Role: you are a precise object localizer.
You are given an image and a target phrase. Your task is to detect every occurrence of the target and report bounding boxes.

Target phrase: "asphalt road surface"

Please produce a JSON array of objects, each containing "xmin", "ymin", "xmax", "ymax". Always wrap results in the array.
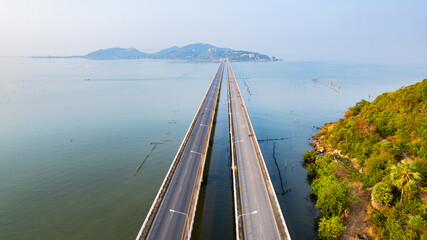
[
  {"xmin": 227, "ymin": 61, "xmax": 285, "ymax": 240},
  {"xmin": 144, "ymin": 61, "xmax": 224, "ymax": 240}
]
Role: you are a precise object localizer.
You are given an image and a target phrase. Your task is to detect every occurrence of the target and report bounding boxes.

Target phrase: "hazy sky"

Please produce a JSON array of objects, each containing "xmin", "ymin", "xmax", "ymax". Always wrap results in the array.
[{"xmin": 1, "ymin": 0, "xmax": 426, "ymax": 62}]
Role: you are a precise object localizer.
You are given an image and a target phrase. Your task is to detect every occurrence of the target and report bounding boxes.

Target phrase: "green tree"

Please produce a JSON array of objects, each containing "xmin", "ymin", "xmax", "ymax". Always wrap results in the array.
[
  {"xmin": 311, "ymin": 175, "xmax": 353, "ymax": 217},
  {"xmin": 372, "ymin": 182, "xmax": 394, "ymax": 207},
  {"xmin": 409, "ymin": 215, "xmax": 426, "ymax": 233},
  {"xmin": 390, "ymin": 160, "xmax": 422, "ymax": 211},
  {"xmin": 382, "ymin": 216, "xmax": 407, "ymax": 240},
  {"xmin": 303, "ymin": 150, "xmax": 316, "ymax": 163},
  {"xmin": 318, "ymin": 216, "xmax": 346, "ymax": 240}
]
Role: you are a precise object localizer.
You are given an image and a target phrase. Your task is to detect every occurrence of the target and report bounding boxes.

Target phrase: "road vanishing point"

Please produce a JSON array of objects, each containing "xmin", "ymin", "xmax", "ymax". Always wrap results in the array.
[{"xmin": 136, "ymin": 60, "xmax": 291, "ymax": 240}]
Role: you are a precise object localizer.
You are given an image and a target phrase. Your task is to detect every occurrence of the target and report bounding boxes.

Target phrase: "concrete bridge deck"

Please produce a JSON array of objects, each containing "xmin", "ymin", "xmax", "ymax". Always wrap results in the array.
[
  {"xmin": 136, "ymin": 61, "xmax": 224, "ymax": 240},
  {"xmin": 227, "ymin": 61, "xmax": 291, "ymax": 240}
]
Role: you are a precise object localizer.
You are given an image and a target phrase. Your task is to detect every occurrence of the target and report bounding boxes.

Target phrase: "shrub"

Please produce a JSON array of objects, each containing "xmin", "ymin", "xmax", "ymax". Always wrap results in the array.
[
  {"xmin": 370, "ymin": 211, "xmax": 386, "ymax": 227},
  {"xmin": 306, "ymin": 163, "xmax": 317, "ymax": 178},
  {"xmin": 409, "ymin": 215, "xmax": 426, "ymax": 233},
  {"xmin": 372, "ymin": 182, "xmax": 394, "ymax": 207},
  {"xmin": 318, "ymin": 216, "xmax": 346, "ymax": 240},
  {"xmin": 420, "ymin": 203, "xmax": 427, "ymax": 219},
  {"xmin": 311, "ymin": 175, "xmax": 353, "ymax": 217},
  {"xmin": 361, "ymin": 174, "xmax": 381, "ymax": 189},
  {"xmin": 315, "ymin": 154, "xmax": 339, "ymax": 177},
  {"xmin": 402, "ymin": 196, "xmax": 423, "ymax": 216},
  {"xmin": 381, "ymin": 217, "xmax": 407, "ymax": 240},
  {"xmin": 303, "ymin": 150, "xmax": 317, "ymax": 163}
]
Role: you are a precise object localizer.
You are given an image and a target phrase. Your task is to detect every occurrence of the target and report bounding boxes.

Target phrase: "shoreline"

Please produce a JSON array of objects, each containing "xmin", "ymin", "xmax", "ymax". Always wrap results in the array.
[{"xmin": 308, "ymin": 127, "xmax": 379, "ymax": 240}]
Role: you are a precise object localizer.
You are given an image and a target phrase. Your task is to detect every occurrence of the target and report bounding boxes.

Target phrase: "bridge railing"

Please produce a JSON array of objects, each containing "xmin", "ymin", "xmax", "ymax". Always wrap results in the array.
[{"xmin": 136, "ymin": 62, "xmax": 224, "ymax": 240}]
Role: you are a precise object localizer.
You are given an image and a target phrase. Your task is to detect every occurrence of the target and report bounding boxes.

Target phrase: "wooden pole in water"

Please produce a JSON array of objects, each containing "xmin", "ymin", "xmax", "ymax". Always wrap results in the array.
[{"xmin": 134, "ymin": 145, "xmax": 158, "ymax": 176}]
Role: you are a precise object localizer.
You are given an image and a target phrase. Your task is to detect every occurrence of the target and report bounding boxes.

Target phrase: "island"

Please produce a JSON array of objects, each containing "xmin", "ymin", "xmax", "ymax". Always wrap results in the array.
[
  {"xmin": 304, "ymin": 79, "xmax": 426, "ymax": 239},
  {"xmin": 35, "ymin": 43, "xmax": 279, "ymax": 62}
]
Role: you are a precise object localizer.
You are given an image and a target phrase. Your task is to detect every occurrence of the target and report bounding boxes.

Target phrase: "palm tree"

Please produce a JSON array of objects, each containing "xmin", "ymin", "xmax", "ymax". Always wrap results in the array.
[{"xmin": 390, "ymin": 160, "xmax": 422, "ymax": 212}]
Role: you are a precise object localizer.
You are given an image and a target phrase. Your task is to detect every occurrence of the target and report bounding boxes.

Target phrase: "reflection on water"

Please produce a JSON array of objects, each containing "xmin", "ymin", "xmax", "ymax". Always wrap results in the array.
[{"xmin": 0, "ymin": 57, "xmax": 425, "ymax": 239}]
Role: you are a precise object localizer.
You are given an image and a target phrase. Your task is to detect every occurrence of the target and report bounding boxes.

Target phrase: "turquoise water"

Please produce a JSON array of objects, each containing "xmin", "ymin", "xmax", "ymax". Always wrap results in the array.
[{"xmin": 0, "ymin": 57, "xmax": 426, "ymax": 239}]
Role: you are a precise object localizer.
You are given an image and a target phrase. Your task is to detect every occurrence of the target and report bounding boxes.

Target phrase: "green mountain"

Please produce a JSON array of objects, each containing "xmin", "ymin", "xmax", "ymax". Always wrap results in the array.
[
  {"xmin": 149, "ymin": 43, "xmax": 231, "ymax": 60},
  {"xmin": 306, "ymin": 79, "xmax": 427, "ymax": 240},
  {"xmin": 84, "ymin": 47, "xmax": 148, "ymax": 60},
  {"xmin": 83, "ymin": 43, "xmax": 277, "ymax": 61},
  {"xmin": 324, "ymin": 79, "xmax": 426, "ymax": 168}
]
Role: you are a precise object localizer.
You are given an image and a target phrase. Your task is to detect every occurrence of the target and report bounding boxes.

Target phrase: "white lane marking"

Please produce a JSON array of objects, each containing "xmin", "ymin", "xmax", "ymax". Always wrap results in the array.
[
  {"xmin": 200, "ymin": 124, "xmax": 208, "ymax": 127},
  {"xmin": 238, "ymin": 210, "xmax": 258, "ymax": 217},
  {"xmin": 190, "ymin": 150, "xmax": 202, "ymax": 155},
  {"xmin": 169, "ymin": 209, "xmax": 187, "ymax": 216}
]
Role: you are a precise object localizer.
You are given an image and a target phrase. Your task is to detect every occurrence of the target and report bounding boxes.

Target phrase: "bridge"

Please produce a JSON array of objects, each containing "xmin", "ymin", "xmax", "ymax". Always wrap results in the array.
[
  {"xmin": 227, "ymin": 60, "xmax": 291, "ymax": 240},
  {"xmin": 136, "ymin": 60, "xmax": 291, "ymax": 239},
  {"xmin": 136, "ymin": 61, "xmax": 224, "ymax": 240}
]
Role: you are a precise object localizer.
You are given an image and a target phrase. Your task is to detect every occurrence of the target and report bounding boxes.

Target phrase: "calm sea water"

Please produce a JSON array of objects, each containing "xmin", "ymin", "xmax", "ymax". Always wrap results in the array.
[{"xmin": 1, "ymin": 57, "xmax": 426, "ymax": 239}]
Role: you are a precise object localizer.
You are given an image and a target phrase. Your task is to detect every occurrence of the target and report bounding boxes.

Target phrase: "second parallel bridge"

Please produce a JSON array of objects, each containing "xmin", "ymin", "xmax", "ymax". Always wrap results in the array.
[
  {"xmin": 227, "ymin": 60, "xmax": 291, "ymax": 240},
  {"xmin": 136, "ymin": 61, "xmax": 225, "ymax": 240}
]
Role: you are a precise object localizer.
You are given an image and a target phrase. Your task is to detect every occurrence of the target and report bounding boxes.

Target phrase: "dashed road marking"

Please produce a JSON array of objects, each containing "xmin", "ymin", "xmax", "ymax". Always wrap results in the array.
[
  {"xmin": 190, "ymin": 150, "xmax": 202, "ymax": 155},
  {"xmin": 169, "ymin": 209, "xmax": 187, "ymax": 216}
]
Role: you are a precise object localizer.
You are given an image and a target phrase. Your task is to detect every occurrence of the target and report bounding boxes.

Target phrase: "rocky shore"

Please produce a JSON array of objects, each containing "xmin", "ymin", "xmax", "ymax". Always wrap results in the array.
[{"xmin": 308, "ymin": 128, "xmax": 378, "ymax": 240}]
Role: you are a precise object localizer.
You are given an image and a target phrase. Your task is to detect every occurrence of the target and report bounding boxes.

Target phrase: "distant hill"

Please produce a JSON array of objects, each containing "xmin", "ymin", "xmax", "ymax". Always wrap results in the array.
[
  {"xmin": 149, "ymin": 43, "xmax": 231, "ymax": 60},
  {"xmin": 84, "ymin": 47, "xmax": 148, "ymax": 60},
  {"xmin": 81, "ymin": 43, "xmax": 278, "ymax": 61}
]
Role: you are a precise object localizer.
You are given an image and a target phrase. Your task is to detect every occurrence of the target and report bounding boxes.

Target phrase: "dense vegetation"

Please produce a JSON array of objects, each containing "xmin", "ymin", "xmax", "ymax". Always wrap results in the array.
[
  {"xmin": 323, "ymin": 79, "xmax": 426, "ymax": 189},
  {"xmin": 304, "ymin": 152, "xmax": 353, "ymax": 239},
  {"xmin": 305, "ymin": 79, "xmax": 426, "ymax": 239}
]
